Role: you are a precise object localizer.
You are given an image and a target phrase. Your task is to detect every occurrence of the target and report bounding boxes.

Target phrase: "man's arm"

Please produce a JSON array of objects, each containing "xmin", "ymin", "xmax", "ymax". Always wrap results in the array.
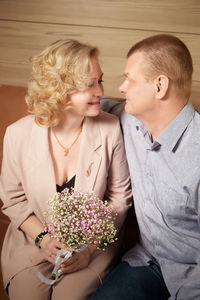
[
  {"xmin": 175, "ymin": 260, "xmax": 200, "ymax": 299},
  {"xmin": 100, "ymin": 97, "xmax": 125, "ymax": 116},
  {"xmin": 174, "ymin": 182, "xmax": 200, "ymax": 300}
]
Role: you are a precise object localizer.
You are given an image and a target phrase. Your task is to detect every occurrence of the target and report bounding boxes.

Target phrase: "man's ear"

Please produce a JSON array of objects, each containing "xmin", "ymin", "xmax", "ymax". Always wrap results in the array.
[{"xmin": 154, "ymin": 75, "xmax": 169, "ymax": 99}]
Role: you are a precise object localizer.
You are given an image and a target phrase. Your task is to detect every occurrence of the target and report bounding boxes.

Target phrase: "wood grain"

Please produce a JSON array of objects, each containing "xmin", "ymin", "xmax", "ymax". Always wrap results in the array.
[
  {"xmin": 0, "ymin": 0, "xmax": 199, "ymax": 34},
  {"xmin": 0, "ymin": 20, "xmax": 200, "ymax": 100}
]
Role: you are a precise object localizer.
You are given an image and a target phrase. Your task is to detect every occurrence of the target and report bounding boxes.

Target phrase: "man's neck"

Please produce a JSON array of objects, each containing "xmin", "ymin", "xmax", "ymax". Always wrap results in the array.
[{"xmin": 140, "ymin": 98, "xmax": 188, "ymax": 141}]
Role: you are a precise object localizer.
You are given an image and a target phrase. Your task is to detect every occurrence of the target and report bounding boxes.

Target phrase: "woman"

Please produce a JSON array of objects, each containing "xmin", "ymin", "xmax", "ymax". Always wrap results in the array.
[{"xmin": 0, "ymin": 39, "xmax": 132, "ymax": 300}]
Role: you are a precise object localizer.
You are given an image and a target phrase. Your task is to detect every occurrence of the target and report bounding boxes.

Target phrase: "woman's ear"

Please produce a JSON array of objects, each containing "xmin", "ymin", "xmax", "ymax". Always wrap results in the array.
[{"xmin": 154, "ymin": 75, "xmax": 169, "ymax": 99}]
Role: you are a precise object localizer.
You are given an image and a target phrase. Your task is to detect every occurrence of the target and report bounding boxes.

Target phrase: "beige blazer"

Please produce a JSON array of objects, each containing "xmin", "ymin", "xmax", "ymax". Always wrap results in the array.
[{"xmin": 0, "ymin": 111, "xmax": 132, "ymax": 287}]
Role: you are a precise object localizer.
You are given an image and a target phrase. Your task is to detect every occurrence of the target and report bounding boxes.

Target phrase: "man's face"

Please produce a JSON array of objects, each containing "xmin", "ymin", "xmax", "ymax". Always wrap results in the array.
[{"xmin": 119, "ymin": 51, "xmax": 156, "ymax": 119}]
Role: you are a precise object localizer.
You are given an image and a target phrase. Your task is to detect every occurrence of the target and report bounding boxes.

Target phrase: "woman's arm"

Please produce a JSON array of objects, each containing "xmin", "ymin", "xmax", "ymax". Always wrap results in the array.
[
  {"xmin": 0, "ymin": 126, "xmax": 62, "ymax": 265},
  {"xmin": 20, "ymin": 214, "xmax": 63, "ymax": 264},
  {"xmin": 104, "ymin": 118, "xmax": 132, "ymax": 232},
  {"xmin": 0, "ymin": 127, "xmax": 34, "ymax": 228}
]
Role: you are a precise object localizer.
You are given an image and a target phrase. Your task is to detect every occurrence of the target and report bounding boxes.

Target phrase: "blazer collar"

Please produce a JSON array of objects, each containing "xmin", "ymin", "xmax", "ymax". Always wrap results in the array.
[
  {"xmin": 27, "ymin": 115, "xmax": 102, "ymax": 161},
  {"xmin": 27, "ymin": 115, "xmax": 103, "ymax": 208}
]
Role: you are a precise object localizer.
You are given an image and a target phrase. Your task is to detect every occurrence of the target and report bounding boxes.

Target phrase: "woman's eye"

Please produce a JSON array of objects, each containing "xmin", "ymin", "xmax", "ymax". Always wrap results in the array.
[
  {"xmin": 88, "ymin": 82, "xmax": 94, "ymax": 88},
  {"xmin": 88, "ymin": 79, "xmax": 103, "ymax": 88}
]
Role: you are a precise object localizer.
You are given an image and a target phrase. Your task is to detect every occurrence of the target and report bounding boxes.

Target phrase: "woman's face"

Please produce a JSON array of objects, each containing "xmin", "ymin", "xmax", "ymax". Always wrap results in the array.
[{"xmin": 67, "ymin": 57, "xmax": 104, "ymax": 117}]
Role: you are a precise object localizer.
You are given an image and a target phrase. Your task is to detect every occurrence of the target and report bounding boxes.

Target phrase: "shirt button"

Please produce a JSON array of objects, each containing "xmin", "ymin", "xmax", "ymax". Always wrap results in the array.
[
  {"xmin": 146, "ymin": 171, "xmax": 152, "ymax": 177},
  {"xmin": 160, "ymin": 259, "xmax": 165, "ymax": 265}
]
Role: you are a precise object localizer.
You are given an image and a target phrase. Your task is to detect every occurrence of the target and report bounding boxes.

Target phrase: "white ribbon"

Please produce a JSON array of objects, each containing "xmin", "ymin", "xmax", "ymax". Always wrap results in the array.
[{"xmin": 37, "ymin": 249, "xmax": 72, "ymax": 285}]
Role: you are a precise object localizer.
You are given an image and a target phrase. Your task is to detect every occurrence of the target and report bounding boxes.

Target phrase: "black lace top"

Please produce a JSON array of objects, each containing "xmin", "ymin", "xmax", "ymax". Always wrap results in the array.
[{"xmin": 56, "ymin": 175, "xmax": 76, "ymax": 193}]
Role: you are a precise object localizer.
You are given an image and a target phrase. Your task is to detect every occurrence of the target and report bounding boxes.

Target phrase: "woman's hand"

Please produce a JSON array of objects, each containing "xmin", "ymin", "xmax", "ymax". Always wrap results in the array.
[
  {"xmin": 60, "ymin": 247, "xmax": 93, "ymax": 274},
  {"xmin": 40, "ymin": 234, "xmax": 63, "ymax": 265}
]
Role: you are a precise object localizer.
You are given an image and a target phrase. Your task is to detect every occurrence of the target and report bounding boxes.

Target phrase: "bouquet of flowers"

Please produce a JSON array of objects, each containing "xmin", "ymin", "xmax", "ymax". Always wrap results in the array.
[{"xmin": 38, "ymin": 188, "xmax": 118, "ymax": 285}]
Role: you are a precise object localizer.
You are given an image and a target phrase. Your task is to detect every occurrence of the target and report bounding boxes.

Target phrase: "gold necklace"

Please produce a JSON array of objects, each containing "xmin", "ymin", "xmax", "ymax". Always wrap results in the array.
[{"xmin": 52, "ymin": 127, "xmax": 82, "ymax": 156}]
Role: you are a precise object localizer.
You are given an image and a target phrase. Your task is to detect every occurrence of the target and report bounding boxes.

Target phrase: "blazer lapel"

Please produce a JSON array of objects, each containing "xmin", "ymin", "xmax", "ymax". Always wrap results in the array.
[{"xmin": 75, "ymin": 116, "xmax": 102, "ymax": 192}]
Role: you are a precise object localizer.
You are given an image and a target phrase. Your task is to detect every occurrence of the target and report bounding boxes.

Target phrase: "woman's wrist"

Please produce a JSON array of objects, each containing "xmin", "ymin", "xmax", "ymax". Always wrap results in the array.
[
  {"xmin": 35, "ymin": 231, "xmax": 50, "ymax": 248},
  {"xmin": 39, "ymin": 233, "xmax": 51, "ymax": 249}
]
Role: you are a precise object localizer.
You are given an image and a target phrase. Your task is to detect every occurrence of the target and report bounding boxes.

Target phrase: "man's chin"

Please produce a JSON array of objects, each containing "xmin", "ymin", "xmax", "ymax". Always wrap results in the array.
[{"xmin": 124, "ymin": 103, "xmax": 132, "ymax": 115}]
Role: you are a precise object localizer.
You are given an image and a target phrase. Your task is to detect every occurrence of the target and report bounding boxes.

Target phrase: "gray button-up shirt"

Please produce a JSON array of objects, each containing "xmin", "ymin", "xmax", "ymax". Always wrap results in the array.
[{"xmin": 101, "ymin": 98, "xmax": 200, "ymax": 300}]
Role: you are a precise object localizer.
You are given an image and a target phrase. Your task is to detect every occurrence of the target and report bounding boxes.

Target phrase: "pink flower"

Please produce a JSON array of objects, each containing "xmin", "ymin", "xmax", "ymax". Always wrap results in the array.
[
  {"xmin": 44, "ymin": 188, "xmax": 117, "ymax": 251},
  {"xmin": 47, "ymin": 224, "xmax": 54, "ymax": 232}
]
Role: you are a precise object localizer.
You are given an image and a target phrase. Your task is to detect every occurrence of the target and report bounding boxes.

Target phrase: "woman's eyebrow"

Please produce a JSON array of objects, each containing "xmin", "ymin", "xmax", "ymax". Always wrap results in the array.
[
  {"xmin": 123, "ymin": 72, "xmax": 129, "ymax": 78},
  {"xmin": 90, "ymin": 73, "xmax": 104, "ymax": 80}
]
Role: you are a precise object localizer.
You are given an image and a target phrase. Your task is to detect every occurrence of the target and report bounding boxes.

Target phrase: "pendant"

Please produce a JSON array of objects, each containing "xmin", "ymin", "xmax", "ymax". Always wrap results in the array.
[{"xmin": 64, "ymin": 149, "xmax": 69, "ymax": 156}]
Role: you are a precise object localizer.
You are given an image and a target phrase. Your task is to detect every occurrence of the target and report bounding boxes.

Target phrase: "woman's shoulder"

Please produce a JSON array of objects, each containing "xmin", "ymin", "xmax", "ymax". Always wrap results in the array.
[
  {"xmin": 7, "ymin": 115, "xmax": 35, "ymax": 131},
  {"xmin": 98, "ymin": 110, "xmax": 119, "ymax": 125},
  {"xmin": 85, "ymin": 111, "xmax": 121, "ymax": 141},
  {"xmin": 95, "ymin": 111, "xmax": 122, "ymax": 141},
  {"xmin": 5, "ymin": 115, "xmax": 36, "ymax": 140}
]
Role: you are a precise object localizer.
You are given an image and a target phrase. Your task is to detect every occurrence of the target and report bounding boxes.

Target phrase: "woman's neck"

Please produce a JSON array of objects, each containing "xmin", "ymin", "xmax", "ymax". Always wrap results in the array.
[{"xmin": 54, "ymin": 111, "xmax": 84, "ymax": 134}]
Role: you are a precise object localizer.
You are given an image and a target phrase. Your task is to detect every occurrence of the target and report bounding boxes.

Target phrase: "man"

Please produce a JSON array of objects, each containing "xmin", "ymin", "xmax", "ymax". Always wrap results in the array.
[{"xmin": 89, "ymin": 35, "xmax": 200, "ymax": 300}]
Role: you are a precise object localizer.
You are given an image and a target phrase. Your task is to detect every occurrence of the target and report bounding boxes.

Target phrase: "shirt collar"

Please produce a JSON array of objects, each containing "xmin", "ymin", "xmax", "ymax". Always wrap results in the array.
[
  {"xmin": 156, "ymin": 101, "xmax": 195, "ymax": 151},
  {"xmin": 136, "ymin": 121, "xmax": 157, "ymax": 150},
  {"xmin": 135, "ymin": 101, "xmax": 195, "ymax": 152}
]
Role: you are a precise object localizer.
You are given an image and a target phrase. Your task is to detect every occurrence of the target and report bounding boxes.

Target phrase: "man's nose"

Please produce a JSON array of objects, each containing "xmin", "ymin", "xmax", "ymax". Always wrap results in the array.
[{"xmin": 119, "ymin": 81, "xmax": 126, "ymax": 94}]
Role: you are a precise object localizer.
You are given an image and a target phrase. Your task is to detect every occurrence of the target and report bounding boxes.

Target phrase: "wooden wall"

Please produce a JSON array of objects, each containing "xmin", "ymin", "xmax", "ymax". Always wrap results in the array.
[{"xmin": 0, "ymin": 0, "xmax": 200, "ymax": 108}]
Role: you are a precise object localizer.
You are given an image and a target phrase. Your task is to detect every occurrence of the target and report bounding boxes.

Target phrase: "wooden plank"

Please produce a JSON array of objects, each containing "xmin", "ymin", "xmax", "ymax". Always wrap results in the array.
[
  {"xmin": 0, "ymin": 0, "xmax": 200, "ymax": 35},
  {"xmin": 191, "ymin": 81, "xmax": 200, "ymax": 110},
  {"xmin": 0, "ymin": 20, "xmax": 200, "ymax": 99}
]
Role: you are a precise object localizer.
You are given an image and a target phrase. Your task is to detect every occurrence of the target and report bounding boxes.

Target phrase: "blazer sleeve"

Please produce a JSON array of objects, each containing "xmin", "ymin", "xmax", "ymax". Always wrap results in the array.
[
  {"xmin": 0, "ymin": 126, "xmax": 34, "ymax": 229},
  {"xmin": 104, "ymin": 119, "xmax": 132, "ymax": 231}
]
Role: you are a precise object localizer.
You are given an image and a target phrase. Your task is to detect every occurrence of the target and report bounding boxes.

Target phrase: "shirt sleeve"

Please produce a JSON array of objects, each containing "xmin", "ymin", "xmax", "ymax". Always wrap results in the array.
[
  {"xmin": 101, "ymin": 97, "xmax": 125, "ymax": 116},
  {"xmin": 0, "ymin": 127, "xmax": 34, "ymax": 229},
  {"xmin": 174, "ymin": 183, "xmax": 200, "ymax": 300},
  {"xmin": 175, "ymin": 264, "xmax": 200, "ymax": 299}
]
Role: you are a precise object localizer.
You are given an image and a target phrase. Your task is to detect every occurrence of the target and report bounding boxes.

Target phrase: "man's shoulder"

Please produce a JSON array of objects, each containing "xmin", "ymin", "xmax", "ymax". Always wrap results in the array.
[
  {"xmin": 194, "ymin": 109, "xmax": 200, "ymax": 118},
  {"xmin": 100, "ymin": 97, "xmax": 138, "ymax": 124},
  {"xmin": 190, "ymin": 107, "xmax": 200, "ymax": 126},
  {"xmin": 190, "ymin": 109, "xmax": 200, "ymax": 135}
]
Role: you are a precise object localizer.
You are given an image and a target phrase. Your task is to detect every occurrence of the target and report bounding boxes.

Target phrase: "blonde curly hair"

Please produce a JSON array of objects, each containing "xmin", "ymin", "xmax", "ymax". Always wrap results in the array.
[{"xmin": 25, "ymin": 39, "xmax": 99, "ymax": 127}]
